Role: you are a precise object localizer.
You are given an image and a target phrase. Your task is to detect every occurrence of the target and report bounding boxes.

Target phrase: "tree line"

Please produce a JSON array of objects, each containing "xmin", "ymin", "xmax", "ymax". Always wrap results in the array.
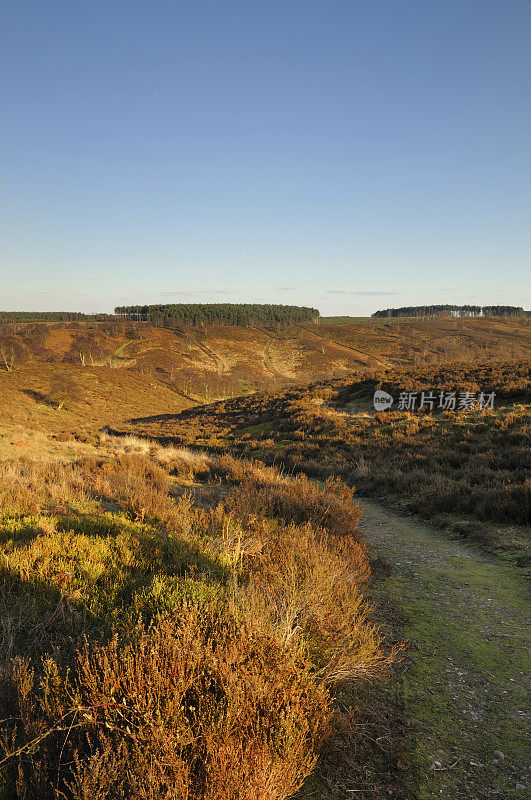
[
  {"xmin": 0, "ymin": 311, "xmax": 112, "ymax": 323},
  {"xmin": 372, "ymin": 305, "xmax": 524, "ymax": 318},
  {"xmin": 114, "ymin": 303, "xmax": 320, "ymax": 327}
]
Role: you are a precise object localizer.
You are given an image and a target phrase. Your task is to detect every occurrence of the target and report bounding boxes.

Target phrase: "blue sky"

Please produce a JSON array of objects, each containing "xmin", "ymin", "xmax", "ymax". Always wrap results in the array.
[{"xmin": 1, "ymin": 0, "xmax": 530, "ymax": 315}]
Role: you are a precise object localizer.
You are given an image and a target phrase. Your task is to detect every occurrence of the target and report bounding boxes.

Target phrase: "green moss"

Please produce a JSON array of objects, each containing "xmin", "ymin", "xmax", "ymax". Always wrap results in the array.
[{"xmin": 233, "ymin": 420, "xmax": 276, "ymax": 436}]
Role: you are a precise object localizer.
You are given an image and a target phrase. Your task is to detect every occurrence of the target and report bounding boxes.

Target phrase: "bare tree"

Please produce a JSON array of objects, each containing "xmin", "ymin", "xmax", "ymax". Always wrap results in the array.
[{"xmin": 0, "ymin": 347, "xmax": 15, "ymax": 371}]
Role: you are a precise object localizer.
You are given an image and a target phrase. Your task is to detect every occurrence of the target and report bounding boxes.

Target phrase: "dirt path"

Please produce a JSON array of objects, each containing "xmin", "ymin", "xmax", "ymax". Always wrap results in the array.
[{"xmin": 358, "ymin": 500, "xmax": 529, "ymax": 800}]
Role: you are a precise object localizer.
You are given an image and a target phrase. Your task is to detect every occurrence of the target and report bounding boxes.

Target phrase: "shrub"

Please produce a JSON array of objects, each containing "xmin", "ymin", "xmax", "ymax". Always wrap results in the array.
[
  {"xmin": 3, "ymin": 609, "xmax": 330, "ymax": 800},
  {"xmin": 242, "ymin": 519, "xmax": 387, "ymax": 685},
  {"xmin": 0, "ymin": 448, "xmax": 396, "ymax": 798},
  {"xmin": 225, "ymin": 473, "xmax": 362, "ymax": 540}
]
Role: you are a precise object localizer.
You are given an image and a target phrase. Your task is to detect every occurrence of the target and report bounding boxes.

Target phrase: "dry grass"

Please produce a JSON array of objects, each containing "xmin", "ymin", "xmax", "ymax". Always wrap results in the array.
[
  {"xmin": 0, "ymin": 448, "xmax": 392, "ymax": 798},
  {"xmin": 0, "ymin": 459, "xmax": 89, "ymax": 515},
  {"xmin": 0, "ymin": 363, "xmax": 192, "ymax": 442},
  {"xmin": 100, "ymin": 432, "xmax": 213, "ymax": 479}
]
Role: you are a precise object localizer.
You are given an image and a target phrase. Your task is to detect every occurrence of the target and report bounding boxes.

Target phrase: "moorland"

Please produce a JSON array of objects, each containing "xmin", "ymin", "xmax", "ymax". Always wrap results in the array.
[{"xmin": 0, "ymin": 314, "xmax": 529, "ymax": 799}]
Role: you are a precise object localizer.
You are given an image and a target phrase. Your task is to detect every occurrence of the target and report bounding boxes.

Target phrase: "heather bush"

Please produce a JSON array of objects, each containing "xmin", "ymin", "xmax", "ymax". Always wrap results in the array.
[
  {"xmin": 0, "ymin": 448, "xmax": 391, "ymax": 799},
  {"xmin": 4, "ymin": 610, "xmax": 330, "ymax": 800},
  {"xmin": 241, "ymin": 519, "xmax": 386, "ymax": 684},
  {"xmin": 224, "ymin": 473, "xmax": 362, "ymax": 540},
  {"xmin": 149, "ymin": 368, "xmax": 529, "ymax": 545}
]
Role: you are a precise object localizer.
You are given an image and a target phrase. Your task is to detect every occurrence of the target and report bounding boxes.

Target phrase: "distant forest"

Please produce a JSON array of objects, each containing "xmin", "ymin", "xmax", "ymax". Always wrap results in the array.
[
  {"xmin": 0, "ymin": 311, "xmax": 112, "ymax": 323},
  {"xmin": 372, "ymin": 305, "xmax": 524, "ymax": 318},
  {"xmin": 114, "ymin": 303, "xmax": 320, "ymax": 327}
]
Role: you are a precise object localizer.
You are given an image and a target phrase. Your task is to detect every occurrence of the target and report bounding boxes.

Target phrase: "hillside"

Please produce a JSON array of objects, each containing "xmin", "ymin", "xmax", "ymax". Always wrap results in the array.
[
  {"xmin": 0, "ymin": 363, "xmax": 192, "ymax": 459},
  {"xmin": 113, "ymin": 360, "xmax": 530, "ymax": 562},
  {"xmin": 1, "ymin": 316, "xmax": 529, "ymax": 392},
  {"xmin": 1, "ymin": 315, "xmax": 528, "ymax": 465}
]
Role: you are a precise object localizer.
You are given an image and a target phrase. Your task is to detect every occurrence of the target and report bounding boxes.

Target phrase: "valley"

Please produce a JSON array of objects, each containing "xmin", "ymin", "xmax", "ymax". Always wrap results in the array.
[{"xmin": 0, "ymin": 316, "xmax": 528, "ymax": 799}]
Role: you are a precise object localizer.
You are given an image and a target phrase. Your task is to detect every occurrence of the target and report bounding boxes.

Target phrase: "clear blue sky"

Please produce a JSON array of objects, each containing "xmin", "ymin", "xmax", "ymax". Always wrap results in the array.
[{"xmin": 1, "ymin": 0, "xmax": 530, "ymax": 315}]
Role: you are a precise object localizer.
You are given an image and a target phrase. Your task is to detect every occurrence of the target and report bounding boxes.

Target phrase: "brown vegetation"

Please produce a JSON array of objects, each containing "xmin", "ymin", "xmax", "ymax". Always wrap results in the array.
[
  {"xmin": 1, "ymin": 316, "xmax": 529, "ymax": 401},
  {"xmin": 0, "ymin": 363, "xmax": 192, "ymax": 448},
  {"xmin": 7, "ymin": 613, "xmax": 329, "ymax": 800},
  {"xmin": 0, "ymin": 446, "xmax": 394, "ymax": 798},
  {"xmin": 1, "ymin": 317, "xmax": 528, "ymax": 458},
  {"xmin": 116, "ymin": 360, "xmax": 530, "ymax": 558}
]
